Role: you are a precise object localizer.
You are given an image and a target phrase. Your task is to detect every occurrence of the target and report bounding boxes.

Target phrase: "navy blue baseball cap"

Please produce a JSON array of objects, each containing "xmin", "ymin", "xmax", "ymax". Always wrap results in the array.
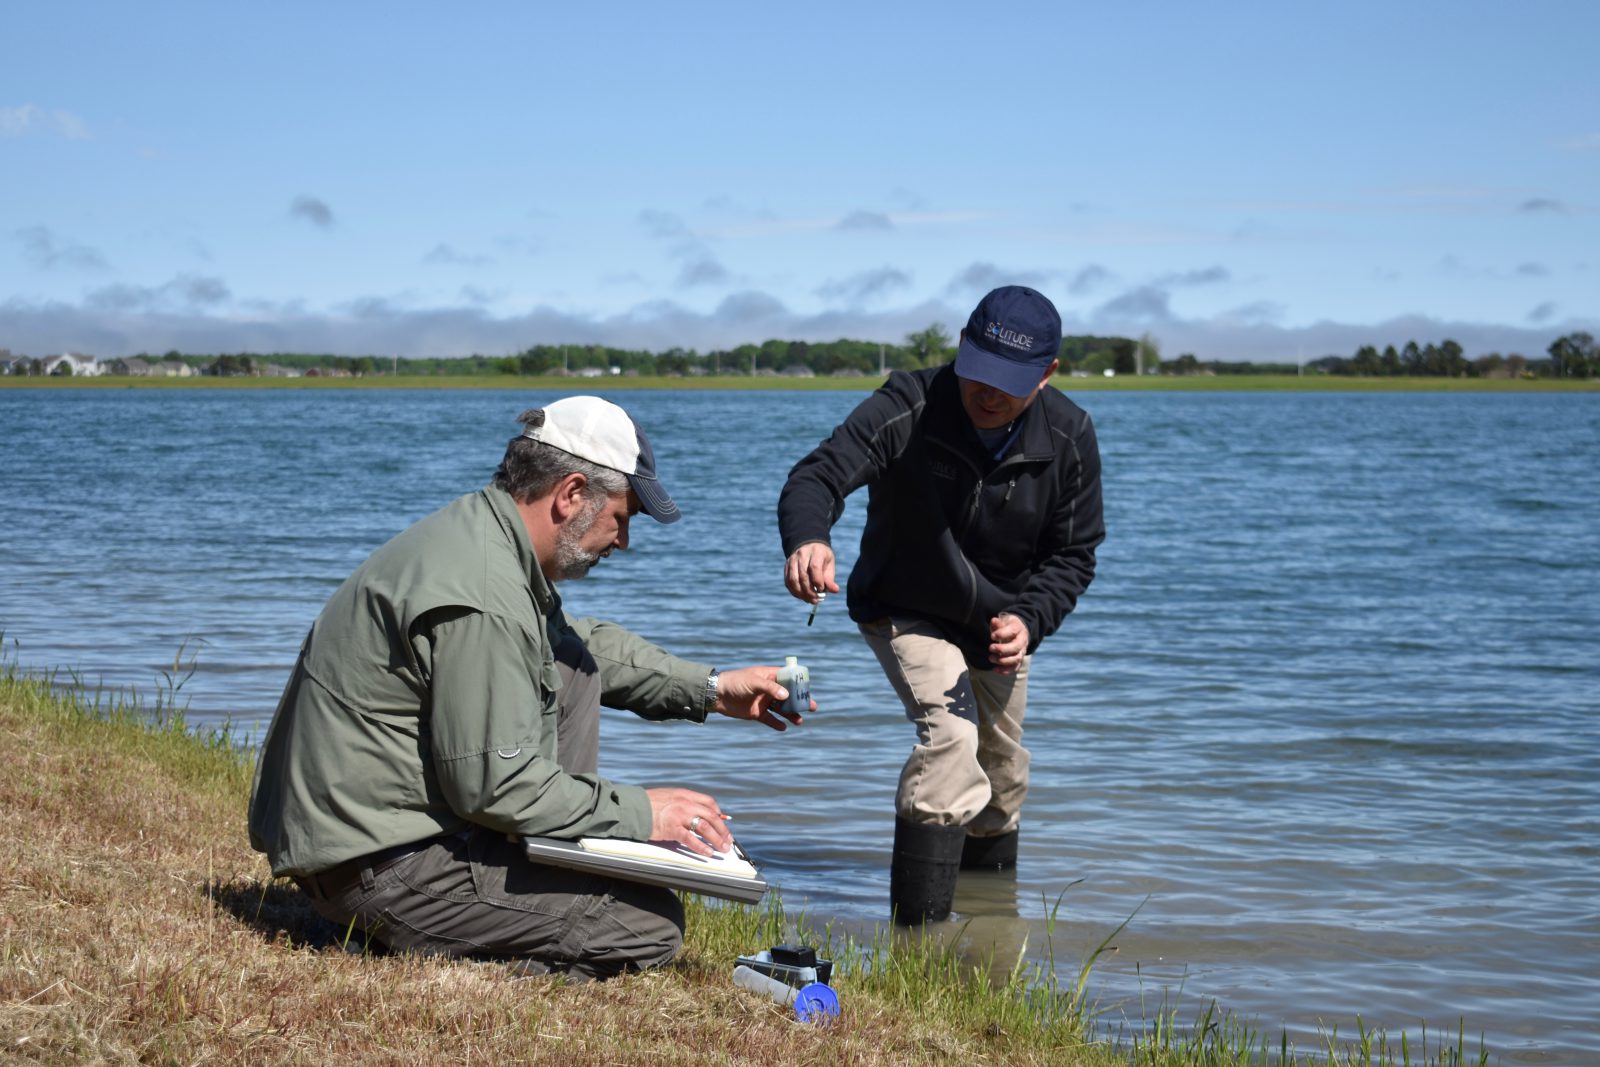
[{"xmin": 954, "ymin": 285, "xmax": 1063, "ymax": 398}]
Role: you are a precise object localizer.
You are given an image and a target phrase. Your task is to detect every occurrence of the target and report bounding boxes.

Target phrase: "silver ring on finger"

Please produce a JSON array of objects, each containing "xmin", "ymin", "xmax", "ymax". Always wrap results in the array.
[{"xmin": 689, "ymin": 816, "xmax": 702, "ymax": 831}]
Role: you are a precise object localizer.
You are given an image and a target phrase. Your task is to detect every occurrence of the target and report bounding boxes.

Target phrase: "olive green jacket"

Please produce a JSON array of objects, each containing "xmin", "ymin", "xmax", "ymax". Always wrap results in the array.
[{"xmin": 248, "ymin": 486, "xmax": 712, "ymax": 877}]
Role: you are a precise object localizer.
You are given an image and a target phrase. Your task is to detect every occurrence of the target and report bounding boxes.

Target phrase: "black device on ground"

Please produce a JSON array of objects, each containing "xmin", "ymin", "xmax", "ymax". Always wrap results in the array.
[{"xmin": 733, "ymin": 943, "xmax": 833, "ymax": 988}]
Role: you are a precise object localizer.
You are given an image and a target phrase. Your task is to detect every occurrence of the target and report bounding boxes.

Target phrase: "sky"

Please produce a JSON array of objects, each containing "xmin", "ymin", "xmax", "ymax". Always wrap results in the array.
[{"xmin": 3, "ymin": 2, "xmax": 1596, "ymax": 363}]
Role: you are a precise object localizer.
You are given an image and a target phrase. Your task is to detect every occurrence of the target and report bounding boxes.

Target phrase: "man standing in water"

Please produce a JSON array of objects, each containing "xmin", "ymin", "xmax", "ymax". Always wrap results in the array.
[
  {"xmin": 778, "ymin": 286, "xmax": 1103, "ymax": 924},
  {"xmin": 251, "ymin": 396, "xmax": 805, "ymax": 978}
]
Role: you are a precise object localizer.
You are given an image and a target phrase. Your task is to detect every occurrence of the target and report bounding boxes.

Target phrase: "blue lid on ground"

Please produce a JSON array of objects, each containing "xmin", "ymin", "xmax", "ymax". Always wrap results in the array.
[{"xmin": 793, "ymin": 982, "xmax": 840, "ymax": 1023}]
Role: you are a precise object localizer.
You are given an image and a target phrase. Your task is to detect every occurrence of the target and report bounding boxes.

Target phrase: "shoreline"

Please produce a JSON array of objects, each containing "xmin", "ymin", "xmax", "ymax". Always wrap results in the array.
[
  {"xmin": 2, "ymin": 373, "xmax": 1596, "ymax": 393},
  {"xmin": 0, "ymin": 660, "xmax": 1500, "ymax": 1065}
]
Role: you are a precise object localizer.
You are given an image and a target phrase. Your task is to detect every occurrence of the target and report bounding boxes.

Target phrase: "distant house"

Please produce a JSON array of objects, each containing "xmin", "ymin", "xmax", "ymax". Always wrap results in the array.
[
  {"xmin": 156, "ymin": 359, "xmax": 194, "ymax": 378},
  {"xmin": 0, "ymin": 355, "xmax": 21, "ymax": 376},
  {"xmin": 260, "ymin": 363, "xmax": 302, "ymax": 378},
  {"xmin": 40, "ymin": 353, "xmax": 103, "ymax": 377},
  {"xmin": 200, "ymin": 357, "xmax": 259, "ymax": 377},
  {"xmin": 106, "ymin": 357, "xmax": 155, "ymax": 376}
]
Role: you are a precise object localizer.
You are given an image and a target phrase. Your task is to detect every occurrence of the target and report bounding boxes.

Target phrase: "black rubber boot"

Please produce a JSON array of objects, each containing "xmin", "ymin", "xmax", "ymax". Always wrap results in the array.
[
  {"xmin": 960, "ymin": 829, "xmax": 1018, "ymax": 871},
  {"xmin": 889, "ymin": 817, "xmax": 967, "ymax": 925}
]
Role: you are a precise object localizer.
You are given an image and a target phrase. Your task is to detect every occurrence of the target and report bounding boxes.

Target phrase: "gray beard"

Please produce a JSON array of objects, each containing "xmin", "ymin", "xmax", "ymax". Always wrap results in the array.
[{"xmin": 551, "ymin": 498, "xmax": 605, "ymax": 581}]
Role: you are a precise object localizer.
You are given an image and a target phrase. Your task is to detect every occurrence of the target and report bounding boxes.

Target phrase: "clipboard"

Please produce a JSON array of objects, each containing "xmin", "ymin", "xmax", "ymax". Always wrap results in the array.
[{"xmin": 523, "ymin": 835, "xmax": 769, "ymax": 904}]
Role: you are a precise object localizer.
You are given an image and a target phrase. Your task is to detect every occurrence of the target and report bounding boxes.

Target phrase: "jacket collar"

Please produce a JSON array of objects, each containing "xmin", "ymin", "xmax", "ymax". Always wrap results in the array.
[
  {"xmin": 482, "ymin": 484, "xmax": 560, "ymax": 615},
  {"xmin": 932, "ymin": 363, "xmax": 1059, "ymax": 464}
]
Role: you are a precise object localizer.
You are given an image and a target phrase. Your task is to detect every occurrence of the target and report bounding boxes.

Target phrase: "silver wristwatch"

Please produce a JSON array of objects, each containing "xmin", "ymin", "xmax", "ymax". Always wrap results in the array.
[{"xmin": 702, "ymin": 669, "xmax": 720, "ymax": 716}]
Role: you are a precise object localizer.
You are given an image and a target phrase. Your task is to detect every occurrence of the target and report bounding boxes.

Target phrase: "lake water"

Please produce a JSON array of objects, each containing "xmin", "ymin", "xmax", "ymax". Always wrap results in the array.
[{"xmin": 2, "ymin": 385, "xmax": 1596, "ymax": 1063}]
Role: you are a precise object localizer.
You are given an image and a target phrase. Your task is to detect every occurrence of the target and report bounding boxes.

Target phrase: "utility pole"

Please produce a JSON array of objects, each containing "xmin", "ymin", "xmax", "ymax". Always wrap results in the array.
[{"xmin": 879, "ymin": 343, "xmax": 886, "ymax": 375}]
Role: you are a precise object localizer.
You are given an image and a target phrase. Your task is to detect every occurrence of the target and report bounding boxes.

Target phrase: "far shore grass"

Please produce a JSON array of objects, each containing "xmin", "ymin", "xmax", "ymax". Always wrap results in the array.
[
  {"xmin": 3, "ymin": 372, "xmax": 1597, "ymax": 393},
  {"xmin": 0, "ymin": 662, "xmax": 1491, "ymax": 1066}
]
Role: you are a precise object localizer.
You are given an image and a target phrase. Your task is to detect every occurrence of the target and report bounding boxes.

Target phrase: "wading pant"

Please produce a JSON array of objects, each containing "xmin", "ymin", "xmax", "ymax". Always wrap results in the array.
[
  {"xmin": 860, "ymin": 617, "xmax": 1031, "ymax": 835},
  {"xmin": 296, "ymin": 634, "xmax": 684, "ymax": 980}
]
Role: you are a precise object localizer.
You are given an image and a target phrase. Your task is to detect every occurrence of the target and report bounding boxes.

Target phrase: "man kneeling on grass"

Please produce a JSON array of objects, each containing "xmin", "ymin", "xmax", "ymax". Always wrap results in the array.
[{"xmin": 249, "ymin": 396, "xmax": 806, "ymax": 979}]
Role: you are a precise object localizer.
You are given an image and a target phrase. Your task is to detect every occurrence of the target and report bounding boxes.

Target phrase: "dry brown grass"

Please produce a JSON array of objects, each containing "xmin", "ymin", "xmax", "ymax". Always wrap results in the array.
[{"xmin": 0, "ymin": 671, "xmax": 1121, "ymax": 1067}]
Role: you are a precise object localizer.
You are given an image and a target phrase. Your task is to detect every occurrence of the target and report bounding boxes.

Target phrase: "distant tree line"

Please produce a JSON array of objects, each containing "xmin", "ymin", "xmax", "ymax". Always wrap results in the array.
[
  {"xmin": 1305, "ymin": 332, "xmax": 1597, "ymax": 380},
  {"xmin": 91, "ymin": 326, "xmax": 1150, "ymax": 379},
  {"xmin": 1163, "ymin": 354, "xmax": 1303, "ymax": 376},
  {"xmin": 14, "ymin": 328, "xmax": 1595, "ymax": 381}
]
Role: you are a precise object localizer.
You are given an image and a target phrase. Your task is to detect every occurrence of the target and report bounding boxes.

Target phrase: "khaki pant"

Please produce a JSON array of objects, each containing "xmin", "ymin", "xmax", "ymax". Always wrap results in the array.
[
  {"xmin": 299, "ymin": 633, "xmax": 683, "ymax": 979},
  {"xmin": 860, "ymin": 617, "xmax": 1031, "ymax": 835}
]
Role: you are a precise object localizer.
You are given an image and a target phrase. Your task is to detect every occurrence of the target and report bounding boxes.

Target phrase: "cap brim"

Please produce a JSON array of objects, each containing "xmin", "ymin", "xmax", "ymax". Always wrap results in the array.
[
  {"xmin": 954, "ymin": 336, "xmax": 1051, "ymax": 398},
  {"xmin": 628, "ymin": 473, "xmax": 681, "ymax": 524}
]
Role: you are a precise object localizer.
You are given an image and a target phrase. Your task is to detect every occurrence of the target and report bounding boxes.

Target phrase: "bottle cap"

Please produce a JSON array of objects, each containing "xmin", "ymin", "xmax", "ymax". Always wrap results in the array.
[
  {"xmin": 784, "ymin": 655, "xmax": 799, "ymax": 667},
  {"xmin": 793, "ymin": 982, "xmax": 840, "ymax": 1023}
]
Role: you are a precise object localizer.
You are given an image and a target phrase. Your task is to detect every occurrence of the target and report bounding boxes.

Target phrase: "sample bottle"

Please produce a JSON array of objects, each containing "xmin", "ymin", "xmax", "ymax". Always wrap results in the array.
[
  {"xmin": 776, "ymin": 655, "xmax": 810, "ymax": 716},
  {"xmin": 732, "ymin": 965, "xmax": 840, "ymax": 1023}
]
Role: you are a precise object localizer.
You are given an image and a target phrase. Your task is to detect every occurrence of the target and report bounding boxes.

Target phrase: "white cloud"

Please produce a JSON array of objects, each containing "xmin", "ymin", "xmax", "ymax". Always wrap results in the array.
[
  {"xmin": 458, "ymin": 285, "xmax": 507, "ymax": 306},
  {"xmin": 1154, "ymin": 265, "xmax": 1231, "ymax": 287},
  {"xmin": 638, "ymin": 209, "xmax": 687, "ymax": 241},
  {"xmin": 677, "ymin": 255, "xmax": 730, "ymax": 288},
  {"xmin": 889, "ymin": 187, "xmax": 928, "ymax": 211},
  {"xmin": 1068, "ymin": 265, "xmax": 1114, "ymax": 295},
  {"xmin": 815, "ymin": 267, "xmax": 912, "ymax": 304},
  {"xmin": 707, "ymin": 209, "xmax": 985, "ymax": 240},
  {"xmin": 13, "ymin": 226, "xmax": 109, "ymax": 271},
  {"xmin": 638, "ymin": 209, "xmax": 731, "ymax": 289},
  {"xmin": 835, "ymin": 210, "xmax": 894, "ymax": 232},
  {"xmin": 699, "ymin": 195, "xmax": 778, "ymax": 223},
  {"xmin": 944, "ymin": 262, "xmax": 1057, "ymax": 299},
  {"xmin": 289, "ymin": 195, "xmax": 335, "ymax": 229},
  {"xmin": 0, "ymin": 103, "xmax": 90, "ymax": 139},
  {"xmin": 423, "ymin": 243, "xmax": 494, "ymax": 267},
  {"xmin": 2, "ymin": 290, "xmax": 1593, "ymax": 368},
  {"xmin": 1219, "ymin": 301, "xmax": 1286, "ymax": 325},
  {"xmin": 1094, "ymin": 286, "xmax": 1173, "ymax": 324},
  {"xmin": 0, "ymin": 290, "xmax": 950, "ymax": 358},
  {"xmin": 83, "ymin": 274, "xmax": 232, "ymax": 312}
]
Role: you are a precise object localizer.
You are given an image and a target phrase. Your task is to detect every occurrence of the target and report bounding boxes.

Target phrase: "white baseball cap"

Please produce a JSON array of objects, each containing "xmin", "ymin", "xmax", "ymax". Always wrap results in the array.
[{"xmin": 519, "ymin": 396, "xmax": 680, "ymax": 523}]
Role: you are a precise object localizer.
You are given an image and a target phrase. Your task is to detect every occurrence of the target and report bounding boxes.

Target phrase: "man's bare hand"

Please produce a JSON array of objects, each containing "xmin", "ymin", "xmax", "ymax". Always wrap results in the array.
[
  {"xmin": 783, "ymin": 542, "xmax": 838, "ymax": 604},
  {"xmin": 988, "ymin": 613, "xmax": 1029, "ymax": 674},
  {"xmin": 714, "ymin": 665, "xmax": 811, "ymax": 731},
  {"xmin": 645, "ymin": 786, "xmax": 732, "ymax": 856}
]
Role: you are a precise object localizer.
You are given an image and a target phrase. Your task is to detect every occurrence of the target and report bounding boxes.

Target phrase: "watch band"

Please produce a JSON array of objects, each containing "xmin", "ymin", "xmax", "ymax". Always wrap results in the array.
[{"xmin": 703, "ymin": 669, "xmax": 720, "ymax": 717}]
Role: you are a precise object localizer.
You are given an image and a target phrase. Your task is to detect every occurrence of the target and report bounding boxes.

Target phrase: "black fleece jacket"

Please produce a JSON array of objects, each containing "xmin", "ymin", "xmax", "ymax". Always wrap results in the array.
[{"xmin": 778, "ymin": 364, "xmax": 1104, "ymax": 664}]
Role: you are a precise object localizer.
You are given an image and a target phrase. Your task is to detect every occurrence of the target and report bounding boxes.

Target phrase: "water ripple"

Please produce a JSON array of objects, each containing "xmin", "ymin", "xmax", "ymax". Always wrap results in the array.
[{"xmin": 2, "ymin": 387, "xmax": 1597, "ymax": 1060}]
